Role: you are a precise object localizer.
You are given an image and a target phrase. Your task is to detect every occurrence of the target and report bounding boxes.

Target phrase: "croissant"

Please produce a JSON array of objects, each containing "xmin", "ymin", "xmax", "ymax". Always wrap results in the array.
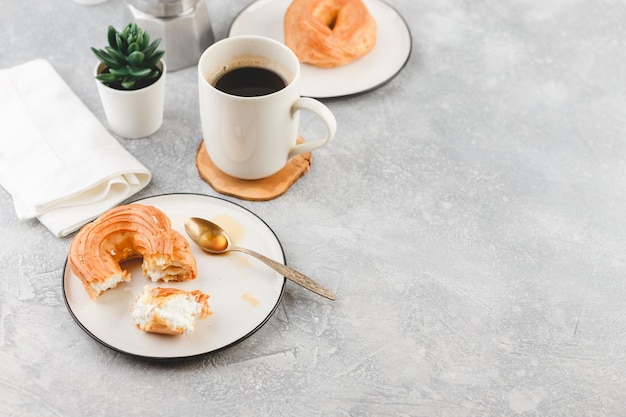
[
  {"xmin": 284, "ymin": 0, "xmax": 377, "ymax": 68},
  {"xmin": 69, "ymin": 204, "xmax": 197, "ymax": 300},
  {"xmin": 130, "ymin": 286, "xmax": 211, "ymax": 335}
]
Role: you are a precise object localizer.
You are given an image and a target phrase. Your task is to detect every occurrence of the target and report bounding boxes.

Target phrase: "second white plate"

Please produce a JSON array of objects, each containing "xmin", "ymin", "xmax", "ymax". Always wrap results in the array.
[
  {"xmin": 63, "ymin": 193, "xmax": 286, "ymax": 360},
  {"xmin": 229, "ymin": 0, "xmax": 412, "ymax": 98}
]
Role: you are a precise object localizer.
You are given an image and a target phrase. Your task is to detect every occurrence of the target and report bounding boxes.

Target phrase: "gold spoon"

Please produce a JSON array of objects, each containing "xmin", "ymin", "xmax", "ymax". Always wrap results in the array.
[{"xmin": 184, "ymin": 217, "xmax": 336, "ymax": 300}]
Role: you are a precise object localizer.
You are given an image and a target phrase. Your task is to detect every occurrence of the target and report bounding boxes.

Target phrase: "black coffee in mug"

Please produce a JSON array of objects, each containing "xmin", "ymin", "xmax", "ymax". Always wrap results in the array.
[{"xmin": 213, "ymin": 66, "xmax": 287, "ymax": 97}]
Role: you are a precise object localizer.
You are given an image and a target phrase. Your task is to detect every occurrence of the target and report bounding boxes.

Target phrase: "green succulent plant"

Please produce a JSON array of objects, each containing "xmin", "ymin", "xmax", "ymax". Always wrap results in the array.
[{"xmin": 91, "ymin": 23, "xmax": 165, "ymax": 90}]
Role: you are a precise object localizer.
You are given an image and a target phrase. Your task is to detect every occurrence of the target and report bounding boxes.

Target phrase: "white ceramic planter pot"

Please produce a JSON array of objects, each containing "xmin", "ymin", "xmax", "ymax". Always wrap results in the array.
[{"xmin": 95, "ymin": 60, "xmax": 166, "ymax": 139}]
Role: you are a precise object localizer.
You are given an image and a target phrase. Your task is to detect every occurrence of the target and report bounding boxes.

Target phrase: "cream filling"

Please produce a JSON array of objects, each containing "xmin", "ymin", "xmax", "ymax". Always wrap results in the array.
[{"xmin": 90, "ymin": 273, "xmax": 130, "ymax": 296}]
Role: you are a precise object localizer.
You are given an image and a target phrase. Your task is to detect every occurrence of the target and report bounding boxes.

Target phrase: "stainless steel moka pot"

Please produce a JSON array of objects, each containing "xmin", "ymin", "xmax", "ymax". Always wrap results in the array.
[{"xmin": 126, "ymin": 0, "xmax": 215, "ymax": 71}]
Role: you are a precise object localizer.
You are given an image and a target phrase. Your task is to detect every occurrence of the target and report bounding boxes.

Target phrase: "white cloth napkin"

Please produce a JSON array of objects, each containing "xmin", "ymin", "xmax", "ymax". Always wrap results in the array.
[{"xmin": 0, "ymin": 59, "xmax": 152, "ymax": 237}]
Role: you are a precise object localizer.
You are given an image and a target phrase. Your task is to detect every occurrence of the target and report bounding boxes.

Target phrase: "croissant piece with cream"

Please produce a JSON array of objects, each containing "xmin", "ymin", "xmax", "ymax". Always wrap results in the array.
[
  {"xmin": 130, "ymin": 286, "xmax": 211, "ymax": 335},
  {"xmin": 69, "ymin": 203, "xmax": 197, "ymax": 300}
]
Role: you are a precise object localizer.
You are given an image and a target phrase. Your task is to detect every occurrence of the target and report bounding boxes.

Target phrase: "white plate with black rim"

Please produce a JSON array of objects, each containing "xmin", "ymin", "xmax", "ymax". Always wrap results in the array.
[
  {"xmin": 63, "ymin": 193, "xmax": 286, "ymax": 361},
  {"xmin": 229, "ymin": 0, "xmax": 412, "ymax": 98}
]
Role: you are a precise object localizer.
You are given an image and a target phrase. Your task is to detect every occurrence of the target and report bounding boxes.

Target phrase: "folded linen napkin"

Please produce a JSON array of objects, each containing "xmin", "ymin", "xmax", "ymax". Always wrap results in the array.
[{"xmin": 0, "ymin": 59, "xmax": 151, "ymax": 237}]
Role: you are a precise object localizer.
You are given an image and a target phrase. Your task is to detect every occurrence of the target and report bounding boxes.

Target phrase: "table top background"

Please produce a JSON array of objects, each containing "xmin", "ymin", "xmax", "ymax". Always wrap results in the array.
[{"xmin": 3, "ymin": 0, "xmax": 626, "ymax": 415}]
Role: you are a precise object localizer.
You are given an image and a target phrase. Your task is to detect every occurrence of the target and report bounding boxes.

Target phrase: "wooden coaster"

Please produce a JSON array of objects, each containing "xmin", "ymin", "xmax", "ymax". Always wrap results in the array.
[{"xmin": 195, "ymin": 138, "xmax": 312, "ymax": 201}]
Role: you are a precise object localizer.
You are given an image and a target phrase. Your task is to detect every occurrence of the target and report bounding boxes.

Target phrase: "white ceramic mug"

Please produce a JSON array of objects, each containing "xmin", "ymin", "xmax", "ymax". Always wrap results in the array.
[{"xmin": 198, "ymin": 35, "xmax": 336, "ymax": 180}]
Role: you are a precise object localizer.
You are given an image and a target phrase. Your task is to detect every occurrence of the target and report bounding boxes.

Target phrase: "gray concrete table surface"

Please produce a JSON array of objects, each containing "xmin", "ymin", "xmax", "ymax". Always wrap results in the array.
[{"xmin": 2, "ymin": 0, "xmax": 626, "ymax": 416}]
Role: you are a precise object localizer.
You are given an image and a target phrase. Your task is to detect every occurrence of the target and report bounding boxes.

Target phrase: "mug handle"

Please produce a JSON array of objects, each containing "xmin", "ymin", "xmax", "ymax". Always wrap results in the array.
[{"xmin": 288, "ymin": 97, "xmax": 337, "ymax": 160}]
